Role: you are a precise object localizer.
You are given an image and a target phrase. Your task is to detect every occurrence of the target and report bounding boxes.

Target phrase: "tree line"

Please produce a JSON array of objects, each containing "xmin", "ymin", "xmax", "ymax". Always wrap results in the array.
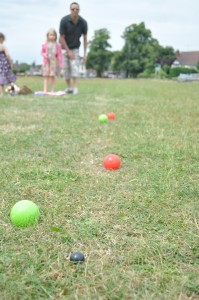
[{"xmin": 86, "ymin": 22, "xmax": 197, "ymax": 78}]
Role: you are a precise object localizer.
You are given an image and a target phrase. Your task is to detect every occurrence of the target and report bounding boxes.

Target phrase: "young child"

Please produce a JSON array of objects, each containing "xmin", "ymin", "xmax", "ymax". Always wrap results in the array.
[
  {"xmin": 41, "ymin": 29, "xmax": 63, "ymax": 93},
  {"xmin": 0, "ymin": 33, "xmax": 17, "ymax": 97}
]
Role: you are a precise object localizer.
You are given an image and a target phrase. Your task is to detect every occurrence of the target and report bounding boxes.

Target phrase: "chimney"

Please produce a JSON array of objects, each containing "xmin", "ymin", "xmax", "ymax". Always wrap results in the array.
[{"xmin": 176, "ymin": 50, "xmax": 180, "ymax": 59}]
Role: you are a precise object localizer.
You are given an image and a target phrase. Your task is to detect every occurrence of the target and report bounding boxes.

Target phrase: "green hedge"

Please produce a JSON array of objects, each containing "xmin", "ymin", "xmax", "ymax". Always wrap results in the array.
[{"xmin": 169, "ymin": 67, "xmax": 197, "ymax": 78}]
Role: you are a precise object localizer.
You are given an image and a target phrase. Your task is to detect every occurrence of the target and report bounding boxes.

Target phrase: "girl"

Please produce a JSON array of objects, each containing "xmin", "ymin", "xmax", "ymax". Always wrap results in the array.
[
  {"xmin": 0, "ymin": 33, "xmax": 17, "ymax": 97},
  {"xmin": 41, "ymin": 29, "xmax": 63, "ymax": 93}
]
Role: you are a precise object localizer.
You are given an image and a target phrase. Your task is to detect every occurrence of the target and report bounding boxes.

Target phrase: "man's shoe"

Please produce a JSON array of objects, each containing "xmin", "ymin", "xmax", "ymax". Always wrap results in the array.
[
  {"xmin": 73, "ymin": 88, "xmax": 78, "ymax": 95},
  {"xmin": 65, "ymin": 88, "xmax": 73, "ymax": 94}
]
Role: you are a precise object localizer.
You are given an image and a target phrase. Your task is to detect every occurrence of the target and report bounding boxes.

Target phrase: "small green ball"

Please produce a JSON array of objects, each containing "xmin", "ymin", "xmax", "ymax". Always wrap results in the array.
[
  {"xmin": 98, "ymin": 114, "xmax": 108, "ymax": 123},
  {"xmin": 10, "ymin": 200, "xmax": 40, "ymax": 227}
]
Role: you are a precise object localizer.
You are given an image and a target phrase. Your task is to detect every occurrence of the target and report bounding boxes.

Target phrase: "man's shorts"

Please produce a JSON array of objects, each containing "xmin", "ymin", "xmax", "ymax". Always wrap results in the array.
[{"xmin": 62, "ymin": 49, "xmax": 80, "ymax": 80}]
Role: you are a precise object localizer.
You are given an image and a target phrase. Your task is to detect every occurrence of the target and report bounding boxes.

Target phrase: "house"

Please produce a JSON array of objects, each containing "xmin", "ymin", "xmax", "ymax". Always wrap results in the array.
[
  {"xmin": 26, "ymin": 66, "xmax": 42, "ymax": 76},
  {"xmin": 172, "ymin": 51, "xmax": 199, "ymax": 69}
]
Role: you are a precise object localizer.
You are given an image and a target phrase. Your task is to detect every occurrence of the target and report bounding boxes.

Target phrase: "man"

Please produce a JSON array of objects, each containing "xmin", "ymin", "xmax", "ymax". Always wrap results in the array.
[{"xmin": 59, "ymin": 2, "xmax": 88, "ymax": 95}]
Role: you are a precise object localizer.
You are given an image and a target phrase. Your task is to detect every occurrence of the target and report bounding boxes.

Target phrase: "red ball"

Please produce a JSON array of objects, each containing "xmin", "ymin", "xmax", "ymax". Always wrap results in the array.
[
  {"xmin": 107, "ymin": 112, "xmax": 116, "ymax": 120},
  {"xmin": 103, "ymin": 154, "xmax": 121, "ymax": 170}
]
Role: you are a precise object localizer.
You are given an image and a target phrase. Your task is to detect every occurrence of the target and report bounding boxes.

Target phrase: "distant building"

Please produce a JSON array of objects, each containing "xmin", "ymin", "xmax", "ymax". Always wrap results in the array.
[
  {"xmin": 26, "ymin": 66, "xmax": 42, "ymax": 76},
  {"xmin": 79, "ymin": 57, "xmax": 97, "ymax": 78},
  {"xmin": 172, "ymin": 51, "xmax": 199, "ymax": 69}
]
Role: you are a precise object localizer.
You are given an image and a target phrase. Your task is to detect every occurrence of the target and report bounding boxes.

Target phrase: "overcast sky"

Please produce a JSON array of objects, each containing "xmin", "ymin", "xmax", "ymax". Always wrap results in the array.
[{"xmin": 1, "ymin": 0, "xmax": 199, "ymax": 65}]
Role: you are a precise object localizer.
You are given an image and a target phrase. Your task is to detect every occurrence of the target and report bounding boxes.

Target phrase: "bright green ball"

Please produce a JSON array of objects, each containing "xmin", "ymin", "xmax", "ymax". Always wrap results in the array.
[
  {"xmin": 98, "ymin": 114, "xmax": 108, "ymax": 123},
  {"xmin": 10, "ymin": 200, "xmax": 40, "ymax": 227}
]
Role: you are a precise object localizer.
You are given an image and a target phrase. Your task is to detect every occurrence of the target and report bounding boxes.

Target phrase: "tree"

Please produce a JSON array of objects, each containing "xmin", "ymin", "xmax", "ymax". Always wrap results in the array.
[
  {"xmin": 86, "ymin": 28, "xmax": 112, "ymax": 77},
  {"xmin": 121, "ymin": 22, "xmax": 159, "ymax": 78},
  {"xmin": 196, "ymin": 61, "xmax": 199, "ymax": 71},
  {"xmin": 111, "ymin": 51, "xmax": 125, "ymax": 75},
  {"xmin": 13, "ymin": 62, "xmax": 30, "ymax": 73},
  {"xmin": 32, "ymin": 61, "xmax": 36, "ymax": 68},
  {"xmin": 156, "ymin": 46, "xmax": 176, "ymax": 67}
]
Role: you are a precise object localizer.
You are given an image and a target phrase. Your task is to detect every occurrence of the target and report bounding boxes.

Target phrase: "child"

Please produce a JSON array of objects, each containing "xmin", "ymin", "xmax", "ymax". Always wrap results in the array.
[
  {"xmin": 0, "ymin": 33, "xmax": 17, "ymax": 97},
  {"xmin": 41, "ymin": 29, "xmax": 63, "ymax": 93}
]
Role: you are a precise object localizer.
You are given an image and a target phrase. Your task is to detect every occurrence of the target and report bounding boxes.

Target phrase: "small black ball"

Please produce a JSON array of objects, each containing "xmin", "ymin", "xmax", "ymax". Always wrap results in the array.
[{"xmin": 70, "ymin": 252, "xmax": 85, "ymax": 263}]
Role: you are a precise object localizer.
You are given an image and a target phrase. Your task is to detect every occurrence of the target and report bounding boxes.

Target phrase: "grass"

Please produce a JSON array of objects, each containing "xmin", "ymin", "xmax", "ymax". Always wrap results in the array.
[{"xmin": 0, "ymin": 76, "xmax": 198, "ymax": 299}]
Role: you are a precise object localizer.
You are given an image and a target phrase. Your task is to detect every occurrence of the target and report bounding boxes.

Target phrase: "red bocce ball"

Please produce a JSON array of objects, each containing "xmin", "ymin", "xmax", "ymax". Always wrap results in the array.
[
  {"xmin": 107, "ymin": 112, "xmax": 116, "ymax": 120},
  {"xmin": 103, "ymin": 154, "xmax": 121, "ymax": 170}
]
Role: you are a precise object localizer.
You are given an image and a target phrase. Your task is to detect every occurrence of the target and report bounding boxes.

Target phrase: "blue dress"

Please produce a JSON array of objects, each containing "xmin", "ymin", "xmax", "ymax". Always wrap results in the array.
[{"xmin": 0, "ymin": 50, "xmax": 16, "ymax": 85}]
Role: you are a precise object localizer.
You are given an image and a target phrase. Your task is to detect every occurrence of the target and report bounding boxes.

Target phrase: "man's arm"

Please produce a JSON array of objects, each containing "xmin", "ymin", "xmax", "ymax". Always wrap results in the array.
[
  {"xmin": 83, "ymin": 34, "xmax": 87, "ymax": 64},
  {"xmin": 59, "ymin": 35, "xmax": 75, "ymax": 60}
]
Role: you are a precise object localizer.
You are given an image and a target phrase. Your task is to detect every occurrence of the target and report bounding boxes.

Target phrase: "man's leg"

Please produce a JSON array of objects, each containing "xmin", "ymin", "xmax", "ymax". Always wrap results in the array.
[
  {"xmin": 72, "ymin": 78, "xmax": 78, "ymax": 94},
  {"xmin": 63, "ymin": 50, "xmax": 73, "ymax": 93},
  {"xmin": 66, "ymin": 79, "xmax": 72, "ymax": 91},
  {"xmin": 71, "ymin": 49, "xmax": 80, "ymax": 94}
]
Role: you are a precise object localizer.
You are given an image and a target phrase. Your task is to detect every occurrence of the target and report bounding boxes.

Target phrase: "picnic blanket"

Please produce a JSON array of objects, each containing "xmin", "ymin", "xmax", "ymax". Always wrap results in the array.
[{"xmin": 34, "ymin": 91, "xmax": 66, "ymax": 96}]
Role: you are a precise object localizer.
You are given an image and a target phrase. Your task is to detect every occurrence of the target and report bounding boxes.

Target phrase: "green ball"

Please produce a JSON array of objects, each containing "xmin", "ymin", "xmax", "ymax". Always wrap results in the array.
[
  {"xmin": 98, "ymin": 114, "xmax": 108, "ymax": 123},
  {"xmin": 10, "ymin": 200, "xmax": 40, "ymax": 227}
]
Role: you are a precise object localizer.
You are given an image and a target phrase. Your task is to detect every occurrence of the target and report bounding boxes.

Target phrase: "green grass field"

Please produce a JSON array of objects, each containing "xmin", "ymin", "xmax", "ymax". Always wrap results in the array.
[{"xmin": 0, "ymin": 77, "xmax": 198, "ymax": 299}]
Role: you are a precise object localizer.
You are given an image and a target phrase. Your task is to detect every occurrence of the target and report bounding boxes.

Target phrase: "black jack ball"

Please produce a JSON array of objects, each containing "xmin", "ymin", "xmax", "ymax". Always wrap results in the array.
[{"xmin": 70, "ymin": 252, "xmax": 85, "ymax": 263}]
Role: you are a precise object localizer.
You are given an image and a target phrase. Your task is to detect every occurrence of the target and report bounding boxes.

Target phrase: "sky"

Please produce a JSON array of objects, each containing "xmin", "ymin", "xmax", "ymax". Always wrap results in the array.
[{"xmin": 1, "ymin": 0, "xmax": 199, "ymax": 65}]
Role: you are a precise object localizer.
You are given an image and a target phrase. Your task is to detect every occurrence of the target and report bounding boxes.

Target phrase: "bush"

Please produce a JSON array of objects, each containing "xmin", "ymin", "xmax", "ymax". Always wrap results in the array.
[
  {"xmin": 196, "ymin": 61, "xmax": 199, "ymax": 71},
  {"xmin": 138, "ymin": 70, "xmax": 155, "ymax": 78},
  {"xmin": 162, "ymin": 64, "xmax": 170, "ymax": 75},
  {"xmin": 159, "ymin": 70, "xmax": 169, "ymax": 79},
  {"xmin": 169, "ymin": 67, "xmax": 197, "ymax": 78}
]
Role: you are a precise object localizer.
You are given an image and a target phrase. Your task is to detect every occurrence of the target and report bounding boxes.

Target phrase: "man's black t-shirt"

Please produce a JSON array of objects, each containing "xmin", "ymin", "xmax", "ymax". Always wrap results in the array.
[{"xmin": 59, "ymin": 15, "xmax": 88, "ymax": 49}]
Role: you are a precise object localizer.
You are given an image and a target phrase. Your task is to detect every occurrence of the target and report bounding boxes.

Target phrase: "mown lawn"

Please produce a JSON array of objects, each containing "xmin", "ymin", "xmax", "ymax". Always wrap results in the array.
[{"xmin": 0, "ymin": 77, "xmax": 198, "ymax": 299}]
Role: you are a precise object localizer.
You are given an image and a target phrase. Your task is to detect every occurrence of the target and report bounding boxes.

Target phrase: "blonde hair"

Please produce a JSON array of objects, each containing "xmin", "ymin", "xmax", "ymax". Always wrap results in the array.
[{"xmin": 46, "ymin": 28, "xmax": 57, "ymax": 41}]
